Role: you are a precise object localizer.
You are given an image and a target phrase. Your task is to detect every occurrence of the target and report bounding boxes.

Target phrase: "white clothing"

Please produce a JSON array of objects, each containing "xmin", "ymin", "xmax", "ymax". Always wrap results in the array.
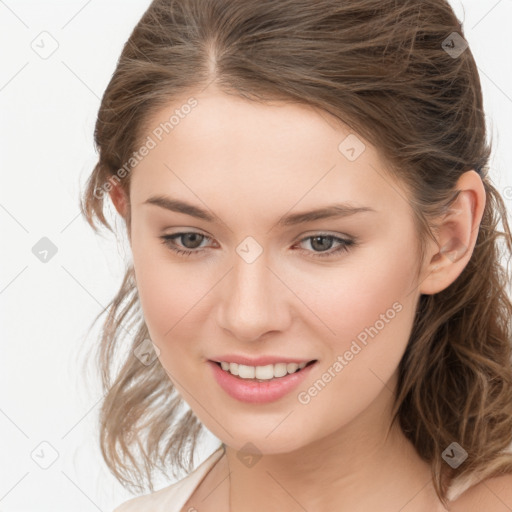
[{"xmin": 113, "ymin": 445, "xmax": 225, "ymax": 512}]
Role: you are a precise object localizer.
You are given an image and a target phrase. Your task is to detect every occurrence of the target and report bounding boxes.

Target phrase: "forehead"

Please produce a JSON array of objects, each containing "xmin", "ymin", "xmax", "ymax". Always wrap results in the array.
[{"xmin": 129, "ymin": 90, "xmax": 409, "ymax": 219}]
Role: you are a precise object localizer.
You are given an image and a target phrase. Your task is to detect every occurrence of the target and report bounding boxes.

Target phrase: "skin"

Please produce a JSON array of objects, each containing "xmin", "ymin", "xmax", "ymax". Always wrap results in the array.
[{"xmin": 108, "ymin": 87, "xmax": 512, "ymax": 511}]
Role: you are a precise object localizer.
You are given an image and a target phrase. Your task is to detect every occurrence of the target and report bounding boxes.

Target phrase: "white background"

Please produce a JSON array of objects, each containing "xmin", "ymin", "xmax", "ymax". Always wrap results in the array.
[{"xmin": 0, "ymin": 1, "xmax": 511, "ymax": 511}]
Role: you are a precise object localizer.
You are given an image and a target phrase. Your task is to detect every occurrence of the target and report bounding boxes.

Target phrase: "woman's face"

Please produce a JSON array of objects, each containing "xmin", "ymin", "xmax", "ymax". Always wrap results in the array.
[{"xmin": 126, "ymin": 88, "xmax": 428, "ymax": 453}]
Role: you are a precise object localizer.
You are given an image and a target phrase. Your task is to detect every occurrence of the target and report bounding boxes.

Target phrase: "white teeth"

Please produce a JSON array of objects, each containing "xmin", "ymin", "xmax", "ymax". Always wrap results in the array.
[
  {"xmin": 218, "ymin": 360, "xmax": 311, "ymax": 380},
  {"xmin": 238, "ymin": 364, "xmax": 255, "ymax": 379},
  {"xmin": 287, "ymin": 363, "xmax": 299, "ymax": 373},
  {"xmin": 255, "ymin": 364, "xmax": 274, "ymax": 380},
  {"xmin": 274, "ymin": 363, "xmax": 288, "ymax": 378}
]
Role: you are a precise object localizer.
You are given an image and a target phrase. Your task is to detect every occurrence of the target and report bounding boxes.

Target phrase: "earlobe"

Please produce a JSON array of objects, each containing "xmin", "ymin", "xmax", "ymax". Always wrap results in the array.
[
  {"xmin": 108, "ymin": 178, "xmax": 129, "ymax": 218},
  {"xmin": 419, "ymin": 170, "xmax": 486, "ymax": 295}
]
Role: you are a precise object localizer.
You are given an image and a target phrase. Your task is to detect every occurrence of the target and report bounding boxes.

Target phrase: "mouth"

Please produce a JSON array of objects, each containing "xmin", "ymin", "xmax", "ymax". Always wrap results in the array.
[
  {"xmin": 208, "ymin": 358, "xmax": 318, "ymax": 403},
  {"xmin": 211, "ymin": 359, "xmax": 318, "ymax": 382}
]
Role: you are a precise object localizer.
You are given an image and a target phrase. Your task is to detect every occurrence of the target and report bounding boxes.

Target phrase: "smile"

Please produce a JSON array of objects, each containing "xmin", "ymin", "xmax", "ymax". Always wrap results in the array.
[{"xmin": 216, "ymin": 360, "xmax": 316, "ymax": 380}]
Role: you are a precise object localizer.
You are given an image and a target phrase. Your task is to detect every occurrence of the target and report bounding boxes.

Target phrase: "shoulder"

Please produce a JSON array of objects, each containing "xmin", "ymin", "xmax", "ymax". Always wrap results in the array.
[
  {"xmin": 112, "ymin": 481, "xmax": 186, "ymax": 512},
  {"xmin": 111, "ymin": 446, "xmax": 225, "ymax": 512},
  {"xmin": 449, "ymin": 473, "xmax": 512, "ymax": 512}
]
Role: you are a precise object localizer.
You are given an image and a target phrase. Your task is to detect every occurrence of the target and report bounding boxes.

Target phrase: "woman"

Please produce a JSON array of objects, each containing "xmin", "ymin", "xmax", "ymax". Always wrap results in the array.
[{"xmin": 80, "ymin": 0, "xmax": 512, "ymax": 510}]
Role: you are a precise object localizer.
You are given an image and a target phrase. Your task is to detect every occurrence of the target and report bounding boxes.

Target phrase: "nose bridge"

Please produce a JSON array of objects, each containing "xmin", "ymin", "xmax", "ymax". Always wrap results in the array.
[{"xmin": 216, "ymin": 246, "xmax": 289, "ymax": 341}]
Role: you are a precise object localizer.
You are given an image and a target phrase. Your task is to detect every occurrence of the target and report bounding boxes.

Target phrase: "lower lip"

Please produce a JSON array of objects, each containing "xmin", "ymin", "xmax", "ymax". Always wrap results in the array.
[{"xmin": 208, "ymin": 360, "xmax": 317, "ymax": 404}]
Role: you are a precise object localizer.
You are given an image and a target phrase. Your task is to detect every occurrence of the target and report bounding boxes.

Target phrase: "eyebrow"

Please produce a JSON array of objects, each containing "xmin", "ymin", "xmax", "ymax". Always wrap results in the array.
[{"xmin": 144, "ymin": 195, "xmax": 376, "ymax": 227}]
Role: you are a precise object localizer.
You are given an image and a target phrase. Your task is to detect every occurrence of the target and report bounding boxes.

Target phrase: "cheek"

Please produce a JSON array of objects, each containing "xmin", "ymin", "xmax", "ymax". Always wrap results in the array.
[
  {"xmin": 130, "ymin": 228, "xmax": 225, "ymax": 375},
  {"xmin": 130, "ymin": 228, "xmax": 200, "ymax": 345},
  {"xmin": 298, "ymin": 237, "xmax": 417, "ymax": 382},
  {"xmin": 292, "ymin": 234, "xmax": 420, "ymax": 415},
  {"xmin": 335, "ymin": 257, "xmax": 415, "ymax": 355},
  {"xmin": 291, "ymin": 232, "xmax": 418, "ymax": 348}
]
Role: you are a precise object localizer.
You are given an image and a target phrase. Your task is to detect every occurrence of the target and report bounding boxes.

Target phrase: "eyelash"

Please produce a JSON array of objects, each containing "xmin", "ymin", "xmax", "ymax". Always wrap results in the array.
[{"xmin": 159, "ymin": 232, "xmax": 356, "ymax": 259}]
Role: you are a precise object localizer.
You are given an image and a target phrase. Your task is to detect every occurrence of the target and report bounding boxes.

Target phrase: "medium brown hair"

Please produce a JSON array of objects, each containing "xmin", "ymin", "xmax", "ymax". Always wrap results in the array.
[{"xmin": 80, "ymin": 0, "xmax": 512, "ymax": 505}]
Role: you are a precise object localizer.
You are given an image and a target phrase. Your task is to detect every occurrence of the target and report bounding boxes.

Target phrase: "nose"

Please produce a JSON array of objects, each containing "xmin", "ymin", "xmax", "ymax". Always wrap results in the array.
[{"xmin": 215, "ymin": 251, "xmax": 293, "ymax": 343}]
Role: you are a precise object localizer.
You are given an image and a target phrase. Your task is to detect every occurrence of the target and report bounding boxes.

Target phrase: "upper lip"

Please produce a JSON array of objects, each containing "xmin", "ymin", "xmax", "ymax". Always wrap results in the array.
[{"xmin": 209, "ymin": 355, "xmax": 317, "ymax": 366}]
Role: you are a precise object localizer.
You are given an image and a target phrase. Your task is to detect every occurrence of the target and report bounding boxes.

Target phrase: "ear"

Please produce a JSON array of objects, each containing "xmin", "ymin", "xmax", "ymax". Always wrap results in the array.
[
  {"xmin": 108, "ymin": 177, "xmax": 129, "ymax": 218},
  {"xmin": 419, "ymin": 170, "xmax": 486, "ymax": 295}
]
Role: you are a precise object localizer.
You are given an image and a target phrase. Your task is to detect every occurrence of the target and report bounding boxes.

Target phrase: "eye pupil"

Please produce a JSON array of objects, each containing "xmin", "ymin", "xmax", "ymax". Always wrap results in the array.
[
  {"xmin": 182, "ymin": 233, "xmax": 203, "ymax": 249},
  {"xmin": 311, "ymin": 236, "xmax": 333, "ymax": 252}
]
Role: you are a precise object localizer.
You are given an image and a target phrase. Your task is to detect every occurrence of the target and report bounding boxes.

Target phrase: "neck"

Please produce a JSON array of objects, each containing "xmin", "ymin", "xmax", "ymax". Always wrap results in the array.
[{"xmin": 223, "ymin": 374, "xmax": 447, "ymax": 512}]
